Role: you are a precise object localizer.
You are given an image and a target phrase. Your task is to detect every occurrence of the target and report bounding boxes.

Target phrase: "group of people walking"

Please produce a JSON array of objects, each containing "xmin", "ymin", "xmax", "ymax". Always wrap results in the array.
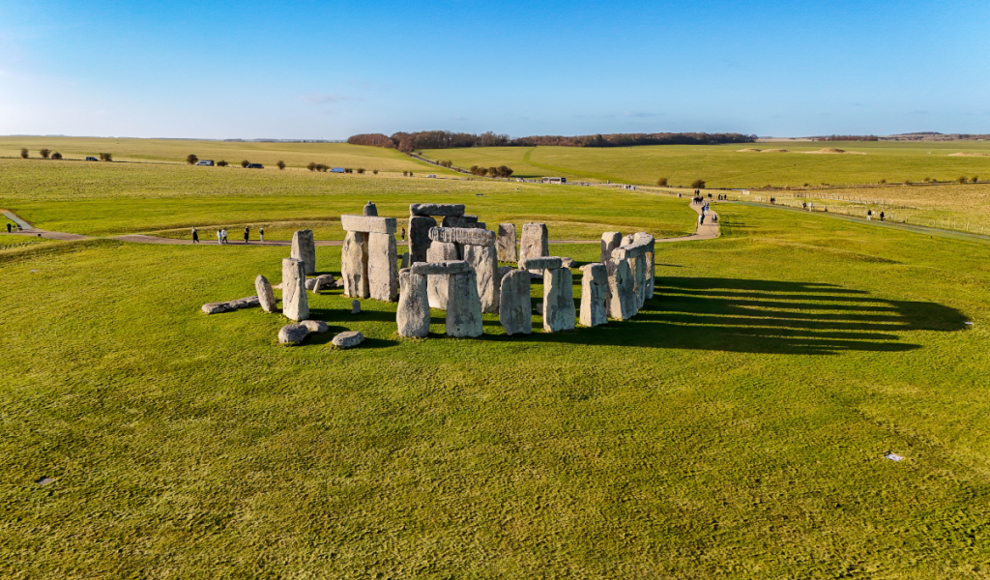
[{"xmin": 191, "ymin": 226, "xmax": 265, "ymax": 244}]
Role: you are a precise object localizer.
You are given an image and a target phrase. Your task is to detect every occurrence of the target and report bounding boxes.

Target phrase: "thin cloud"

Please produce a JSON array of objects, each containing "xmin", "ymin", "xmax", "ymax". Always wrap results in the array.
[
  {"xmin": 624, "ymin": 111, "xmax": 655, "ymax": 118},
  {"xmin": 298, "ymin": 93, "xmax": 354, "ymax": 105}
]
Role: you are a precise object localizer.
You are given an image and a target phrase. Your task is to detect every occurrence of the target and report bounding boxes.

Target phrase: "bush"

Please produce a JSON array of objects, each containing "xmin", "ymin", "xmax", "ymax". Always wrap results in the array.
[
  {"xmin": 217, "ymin": 160, "xmax": 228, "ymax": 167},
  {"xmin": 186, "ymin": 154, "xmax": 199, "ymax": 165},
  {"xmin": 957, "ymin": 176, "xmax": 968, "ymax": 184},
  {"xmin": 357, "ymin": 168, "xmax": 365, "ymax": 174},
  {"xmin": 39, "ymin": 148, "xmax": 51, "ymax": 159},
  {"xmin": 20, "ymin": 148, "xmax": 28, "ymax": 159},
  {"xmin": 691, "ymin": 179, "xmax": 706, "ymax": 189},
  {"xmin": 656, "ymin": 177, "xmax": 668, "ymax": 186},
  {"xmin": 972, "ymin": 176, "xmax": 979, "ymax": 183},
  {"xmin": 879, "ymin": 178, "xmax": 886, "ymax": 184},
  {"xmin": 904, "ymin": 179, "xmax": 911, "ymax": 185},
  {"xmin": 317, "ymin": 164, "xmax": 328, "ymax": 172},
  {"xmin": 99, "ymin": 152, "xmax": 112, "ymax": 161},
  {"xmin": 923, "ymin": 176, "xmax": 932, "ymax": 183},
  {"xmin": 241, "ymin": 160, "xmax": 250, "ymax": 168},
  {"xmin": 307, "ymin": 162, "xmax": 316, "ymax": 171},
  {"xmin": 276, "ymin": 160, "xmax": 286, "ymax": 170},
  {"xmin": 344, "ymin": 168, "xmax": 353, "ymax": 174},
  {"xmin": 402, "ymin": 171, "xmax": 408, "ymax": 177},
  {"xmin": 372, "ymin": 169, "xmax": 379, "ymax": 175},
  {"xmin": 51, "ymin": 152, "xmax": 62, "ymax": 160}
]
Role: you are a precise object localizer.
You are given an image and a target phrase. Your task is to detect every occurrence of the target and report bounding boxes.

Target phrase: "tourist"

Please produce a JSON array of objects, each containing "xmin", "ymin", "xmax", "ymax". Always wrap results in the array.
[
  {"xmin": 216, "ymin": 229, "xmax": 222, "ymax": 244},
  {"xmin": 192, "ymin": 227, "xmax": 199, "ymax": 243},
  {"xmin": 221, "ymin": 228, "xmax": 228, "ymax": 243},
  {"xmin": 880, "ymin": 211, "xmax": 885, "ymax": 222},
  {"xmin": 867, "ymin": 210, "xmax": 872, "ymax": 221},
  {"xmin": 243, "ymin": 227, "xmax": 249, "ymax": 244},
  {"xmin": 6, "ymin": 223, "xmax": 10, "ymax": 233},
  {"xmin": 260, "ymin": 227, "xmax": 265, "ymax": 242},
  {"xmin": 699, "ymin": 213, "xmax": 705, "ymax": 225},
  {"xmin": 400, "ymin": 227, "xmax": 406, "ymax": 241}
]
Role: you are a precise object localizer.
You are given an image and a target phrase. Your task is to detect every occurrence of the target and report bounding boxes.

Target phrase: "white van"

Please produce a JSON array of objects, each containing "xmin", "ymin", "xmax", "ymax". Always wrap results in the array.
[{"xmin": 196, "ymin": 160, "xmax": 214, "ymax": 166}]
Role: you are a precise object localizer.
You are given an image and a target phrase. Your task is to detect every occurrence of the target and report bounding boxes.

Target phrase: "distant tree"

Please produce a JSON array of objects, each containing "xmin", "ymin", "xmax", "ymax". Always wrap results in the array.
[
  {"xmin": 344, "ymin": 168, "xmax": 353, "ymax": 174},
  {"xmin": 307, "ymin": 162, "xmax": 317, "ymax": 171},
  {"xmin": 186, "ymin": 154, "xmax": 199, "ymax": 165},
  {"xmin": 39, "ymin": 148, "xmax": 51, "ymax": 159},
  {"xmin": 372, "ymin": 169, "xmax": 379, "ymax": 175},
  {"xmin": 958, "ymin": 175, "xmax": 968, "ymax": 184},
  {"xmin": 495, "ymin": 165, "xmax": 513, "ymax": 178},
  {"xmin": 879, "ymin": 178, "xmax": 886, "ymax": 184},
  {"xmin": 241, "ymin": 160, "xmax": 250, "ymax": 168},
  {"xmin": 972, "ymin": 176, "xmax": 979, "ymax": 183},
  {"xmin": 276, "ymin": 160, "xmax": 286, "ymax": 170},
  {"xmin": 402, "ymin": 171, "xmax": 408, "ymax": 176},
  {"xmin": 20, "ymin": 148, "xmax": 28, "ymax": 159},
  {"xmin": 656, "ymin": 177, "xmax": 668, "ymax": 186},
  {"xmin": 99, "ymin": 152, "xmax": 113, "ymax": 161},
  {"xmin": 318, "ymin": 164, "xmax": 328, "ymax": 172},
  {"xmin": 51, "ymin": 152, "xmax": 62, "ymax": 160},
  {"xmin": 357, "ymin": 168, "xmax": 365, "ymax": 174},
  {"xmin": 923, "ymin": 176, "xmax": 932, "ymax": 182},
  {"xmin": 217, "ymin": 160, "xmax": 228, "ymax": 167},
  {"xmin": 691, "ymin": 179, "xmax": 706, "ymax": 189},
  {"xmin": 489, "ymin": 167, "xmax": 498, "ymax": 178},
  {"xmin": 903, "ymin": 179, "xmax": 911, "ymax": 185}
]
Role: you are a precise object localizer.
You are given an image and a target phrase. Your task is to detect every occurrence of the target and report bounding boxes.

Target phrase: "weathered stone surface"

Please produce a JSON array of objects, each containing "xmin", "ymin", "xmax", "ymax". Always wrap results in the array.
[
  {"xmin": 611, "ymin": 240, "xmax": 650, "ymax": 260},
  {"xmin": 543, "ymin": 267, "xmax": 576, "ymax": 333},
  {"xmin": 202, "ymin": 302, "xmax": 234, "ymax": 315},
  {"xmin": 630, "ymin": 255, "xmax": 647, "ymax": 309},
  {"xmin": 426, "ymin": 241, "xmax": 460, "ymax": 309},
  {"xmin": 601, "ymin": 232, "xmax": 622, "ymax": 264},
  {"xmin": 311, "ymin": 274, "xmax": 335, "ymax": 294},
  {"xmin": 441, "ymin": 215, "xmax": 478, "ymax": 228},
  {"xmin": 607, "ymin": 258, "xmax": 637, "ymax": 320},
  {"xmin": 301, "ymin": 319, "xmax": 328, "ymax": 334},
  {"xmin": 400, "ymin": 252, "xmax": 410, "ymax": 269},
  {"xmin": 410, "ymin": 203, "xmax": 465, "ymax": 217},
  {"xmin": 333, "ymin": 278, "xmax": 345, "ymax": 289},
  {"xmin": 519, "ymin": 256, "xmax": 563, "ymax": 271},
  {"xmin": 579, "ymin": 264, "xmax": 608, "ymax": 327},
  {"xmin": 397, "ymin": 269, "xmax": 430, "ymax": 338},
  {"xmin": 362, "ymin": 201, "xmax": 378, "ymax": 216},
  {"xmin": 446, "ymin": 270, "xmax": 483, "ymax": 338},
  {"xmin": 621, "ymin": 234, "xmax": 636, "ymax": 247},
  {"xmin": 474, "ymin": 222, "xmax": 487, "ymax": 230},
  {"xmin": 463, "ymin": 239, "xmax": 499, "ymax": 314},
  {"xmin": 341, "ymin": 231, "xmax": 369, "ymax": 298},
  {"xmin": 256, "ymin": 275, "xmax": 278, "ymax": 313},
  {"xmin": 499, "ymin": 269, "xmax": 531, "ymax": 336},
  {"xmin": 497, "ymin": 266, "xmax": 515, "ymax": 284},
  {"xmin": 496, "ymin": 223, "xmax": 517, "ymax": 262},
  {"xmin": 278, "ymin": 324, "xmax": 310, "ymax": 345},
  {"xmin": 340, "ymin": 214, "xmax": 397, "ymax": 234},
  {"xmin": 407, "ymin": 215, "xmax": 436, "ymax": 264},
  {"xmin": 281, "ymin": 258, "xmax": 309, "ymax": 321},
  {"xmin": 560, "ymin": 257, "xmax": 576, "ymax": 268},
  {"xmin": 634, "ymin": 232, "xmax": 656, "ymax": 299},
  {"xmin": 351, "ymin": 300, "xmax": 361, "ymax": 314},
  {"xmin": 368, "ymin": 232, "xmax": 399, "ymax": 302},
  {"xmin": 519, "ymin": 223, "xmax": 549, "ymax": 263},
  {"xmin": 411, "ymin": 260, "xmax": 473, "ymax": 276},
  {"xmin": 291, "ymin": 229, "xmax": 316, "ymax": 275},
  {"xmin": 229, "ymin": 296, "xmax": 260, "ymax": 309},
  {"xmin": 332, "ymin": 330, "xmax": 365, "ymax": 348},
  {"xmin": 428, "ymin": 226, "xmax": 495, "ymax": 246}
]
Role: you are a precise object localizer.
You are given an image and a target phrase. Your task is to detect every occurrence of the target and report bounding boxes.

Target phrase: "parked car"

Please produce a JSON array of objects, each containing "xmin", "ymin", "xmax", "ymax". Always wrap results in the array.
[
  {"xmin": 195, "ymin": 160, "xmax": 214, "ymax": 166},
  {"xmin": 331, "ymin": 167, "xmax": 344, "ymax": 173},
  {"xmin": 426, "ymin": 174, "xmax": 436, "ymax": 178},
  {"xmin": 246, "ymin": 163, "xmax": 263, "ymax": 169},
  {"xmin": 85, "ymin": 156, "xmax": 98, "ymax": 161}
]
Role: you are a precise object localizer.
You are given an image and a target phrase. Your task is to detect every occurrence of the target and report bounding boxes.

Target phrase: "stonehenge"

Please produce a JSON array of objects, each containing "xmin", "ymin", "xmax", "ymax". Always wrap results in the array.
[
  {"xmin": 519, "ymin": 222, "xmax": 549, "ymax": 263},
  {"xmin": 281, "ymin": 257, "xmax": 309, "ymax": 321},
  {"xmin": 497, "ymin": 223, "xmax": 517, "ymax": 262},
  {"xmin": 340, "ymin": 214, "xmax": 399, "ymax": 302},
  {"xmin": 519, "ymin": 256, "xmax": 573, "ymax": 333},
  {"xmin": 291, "ymin": 229, "xmax": 317, "ymax": 275},
  {"xmin": 408, "ymin": 215, "xmax": 437, "ymax": 264},
  {"xmin": 426, "ymin": 239, "xmax": 460, "ymax": 309},
  {"xmin": 499, "ymin": 270, "xmax": 532, "ymax": 335},
  {"xmin": 601, "ymin": 232, "xmax": 622, "ymax": 264},
  {"xmin": 579, "ymin": 264, "xmax": 608, "ymax": 327},
  {"xmin": 397, "ymin": 260, "xmax": 483, "ymax": 338},
  {"xmin": 363, "ymin": 201, "xmax": 378, "ymax": 216},
  {"xmin": 397, "ymin": 268, "xmax": 430, "ymax": 338},
  {"xmin": 607, "ymin": 257, "xmax": 637, "ymax": 320},
  {"xmin": 429, "ymin": 226, "xmax": 499, "ymax": 314}
]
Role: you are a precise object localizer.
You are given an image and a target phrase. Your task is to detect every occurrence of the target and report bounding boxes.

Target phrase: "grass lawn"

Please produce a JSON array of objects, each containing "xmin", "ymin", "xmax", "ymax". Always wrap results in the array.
[{"xmin": 2, "ymin": 167, "xmax": 990, "ymax": 578}]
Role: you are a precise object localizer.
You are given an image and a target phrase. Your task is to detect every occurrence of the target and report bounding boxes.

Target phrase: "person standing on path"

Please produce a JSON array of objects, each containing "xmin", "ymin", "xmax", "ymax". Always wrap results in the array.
[
  {"xmin": 867, "ymin": 210, "xmax": 872, "ymax": 221},
  {"xmin": 6, "ymin": 223, "xmax": 10, "ymax": 233},
  {"xmin": 699, "ymin": 213, "xmax": 705, "ymax": 225},
  {"xmin": 259, "ymin": 227, "xmax": 265, "ymax": 242},
  {"xmin": 192, "ymin": 227, "xmax": 199, "ymax": 244},
  {"xmin": 243, "ymin": 227, "xmax": 249, "ymax": 244},
  {"xmin": 400, "ymin": 227, "xmax": 406, "ymax": 241},
  {"xmin": 216, "ymin": 229, "xmax": 222, "ymax": 244},
  {"xmin": 880, "ymin": 211, "xmax": 885, "ymax": 222},
  {"xmin": 221, "ymin": 228, "xmax": 228, "ymax": 244}
]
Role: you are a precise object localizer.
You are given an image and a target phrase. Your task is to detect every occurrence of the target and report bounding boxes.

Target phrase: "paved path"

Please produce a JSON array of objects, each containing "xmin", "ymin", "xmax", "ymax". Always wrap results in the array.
[{"xmin": 1, "ymin": 201, "xmax": 720, "ymax": 247}]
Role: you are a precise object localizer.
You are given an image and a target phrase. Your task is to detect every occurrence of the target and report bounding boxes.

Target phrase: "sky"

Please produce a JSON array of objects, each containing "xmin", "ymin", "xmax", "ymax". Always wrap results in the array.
[{"xmin": 1, "ymin": 0, "xmax": 989, "ymax": 139}]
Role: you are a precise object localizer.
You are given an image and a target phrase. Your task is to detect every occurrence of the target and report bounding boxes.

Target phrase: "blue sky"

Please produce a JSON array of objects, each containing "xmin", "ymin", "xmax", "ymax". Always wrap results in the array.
[{"xmin": 1, "ymin": 0, "xmax": 988, "ymax": 139}]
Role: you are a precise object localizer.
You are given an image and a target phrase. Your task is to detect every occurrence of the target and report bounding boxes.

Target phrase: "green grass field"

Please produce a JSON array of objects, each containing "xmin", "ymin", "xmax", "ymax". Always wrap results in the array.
[
  {"xmin": 2, "ymin": 157, "xmax": 990, "ymax": 578},
  {"xmin": 419, "ymin": 141, "xmax": 990, "ymax": 188}
]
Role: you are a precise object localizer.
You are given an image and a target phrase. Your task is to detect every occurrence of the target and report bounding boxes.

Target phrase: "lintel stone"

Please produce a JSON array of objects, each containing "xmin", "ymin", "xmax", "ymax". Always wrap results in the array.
[
  {"xmin": 410, "ymin": 203, "xmax": 465, "ymax": 217},
  {"xmin": 428, "ymin": 226, "xmax": 495, "ymax": 246},
  {"xmin": 519, "ymin": 256, "xmax": 563, "ymax": 271},
  {"xmin": 410, "ymin": 260, "xmax": 473, "ymax": 276},
  {"xmin": 341, "ymin": 214, "xmax": 397, "ymax": 234}
]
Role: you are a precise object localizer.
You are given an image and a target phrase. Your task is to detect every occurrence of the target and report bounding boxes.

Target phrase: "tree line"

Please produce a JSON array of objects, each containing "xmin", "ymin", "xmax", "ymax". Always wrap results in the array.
[{"xmin": 348, "ymin": 130, "xmax": 755, "ymax": 151}]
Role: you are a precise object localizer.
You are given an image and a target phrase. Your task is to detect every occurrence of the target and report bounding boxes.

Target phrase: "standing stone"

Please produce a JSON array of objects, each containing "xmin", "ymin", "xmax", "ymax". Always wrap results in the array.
[
  {"xmin": 446, "ymin": 270, "xmax": 483, "ymax": 338},
  {"xmin": 341, "ymin": 231, "xmax": 369, "ymax": 298},
  {"xmin": 601, "ymin": 232, "xmax": 622, "ymax": 264},
  {"xmin": 351, "ymin": 300, "xmax": 361, "ymax": 314},
  {"xmin": 630, "ymin": 255, "xmax": 647, "ymax": 309},
  {"xmin": 281, "ymin": 258, "xmax": 309, "ymax": 321},
  {"xmin": 621, "ymin": 234, "xmax": 636, "ymax": 247},
  {"xmin": 519, "ymin": 223, "xmax": 549, "ymax": 263},
  {"xmin": 543, "ymin": 267, "xmax": 576, "ymax": 333},
  {"xmin": 255, "ymin": 274, "xmax": 278, "ymax": 313},
  {"xmin": 426, "ymin": 241, "xmax": 459, "ymax": 309},
  {"xmin": 608, "ymin": 259, "xmax": 637, "ymax": 320},
  {"xmin": 579, "ymin": 264, "xmax": 608, "ymax": 327},
  {"xmin": 499, "ymin": 270, "xmax": 532, "ymax": 336},
  {"xmin": 363, "ymin": 201, "xmax": 378, "ymax": 216},
  {"xmin": 400, "ymin": 252, "xmax": 410, "ymax": 269},
  {"xmin": 397, "ymin": 269, "xmax": 431, "ymax": 338},
  {"xmin": 407, "ymin": 215, "xmax": 437, "ymax": 264},
  {"xmin": 497, "ymin": 223, "xmax": 517, "ymax": 262},
  {"xmin": 462, "ymin": 238, "xmax": 499, "ymax": 314},
  {"xmin": 634, "ymin": 232, "xmax": 656, "ymax": 299},
  {"xmin": 291, "ymin": 230, "xmax": 317, "ymax": 275},
  {"xmin": 368, "ymin": 232, "xmax": 399, "ymax": 302}
]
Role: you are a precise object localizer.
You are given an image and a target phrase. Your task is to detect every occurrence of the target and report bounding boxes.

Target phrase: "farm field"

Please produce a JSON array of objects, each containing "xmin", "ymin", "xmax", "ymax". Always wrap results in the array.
[
  {"xmin": 419, "ymin": 141, "xmax": 990, "ymax": 188},
  {"xmin": 2, "ymin": 157, "xmax": 990, "ymax": 578}
]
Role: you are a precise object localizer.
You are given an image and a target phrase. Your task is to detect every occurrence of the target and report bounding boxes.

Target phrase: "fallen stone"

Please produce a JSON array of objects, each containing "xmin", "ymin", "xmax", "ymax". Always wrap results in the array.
[
  {"xmin": 446, "ymin": 270, "xmax": 483, "ymax": 338},
  {"xmin": 397, "ymin": 269, "xmax": 430, "ymax": 338},
  {"xmin": 411, "ymin": 260, "xmax": 473, "ymax": 276},
  {"xmin": 608, "ymin": 258, "xmax": 637, "ymax": 320},
  {"xmin": 496, "ymin": 223, "xmax": 517, "ymax": 262},
  {"xmin": 340, "ymin": 214, "xmax": 397, "ymax": 234},
  {"xmin": 519, "ymin": 256, "xmax": 563, "ymax": 271},
  {"xmin": 333, "ymin": 278, "xmax": 345, "ymax": 289},
  {"xmin": 311, "ymin": 274, "xmax": 335, "ymax": 294},
  {"xmin": 332, "ymin": 330, "xmax": 365, "ymax": 348},
  {"xmin": 601, "ymin": 232, "xmax": 622, "ymax": 264},
  {"xmin": 428, "ymin": 226, "xmax": 495, "ymax": 246},
  {"xmin": 519, "ymin": 222, "xmax": 549, "ymax": 263},
  {"xmin": 407, "ymin": 215, "xmax": 437, "ymax": 264},
  {"xmin": 410, "ymin": 203, "xmax": 465, "ymax": 217},
  {"xmin": 351, "ymin": 300, "xmax": 361, "ymax": 314},
  {"xmin": 202, "ymin": 302, "xmax": 234, "ymax": 315},
  {"xmin": 256, "ymin": 275, "xmax": 278, "ymax": 313},
  {"xmin": 368, "ymin": 232, "xmax": 399, "ymax": 302},
  {"xmin": 281, "ymin": 258, "xmax": 309, "ymax": 321},
  {"xmin": 579, "ymin": 263, "xmax": 608, "ymax": 327},
  {"xmin": 362, "ymin": 201, "xmax": 378, "ymax": 216},
  {"xmin": 291, "ymin": 230, "xmax": 317, "ymax": 275},
  {"xmin": 499, "ymin": 269, "xmax": 531, "ymax": 336},
  {"xmin": 278, "ymin": 324, "xmax": 310, "ymax": 346},
  {"xmin": 300, "ymin": 319, "xmax": 329, "ymax": 334},
  {"xmin": 463, "ymin": 238, "xmax": 499, "ymax": 314},
  {"xmin": 543, "ymin": 267, "xmax": 576, "ymax": 333},
  {"xmin": 341, "ymin": 231, "xmax": 369, "ymax": 298},
  {"xmin": 229, "ymin": 296, "xmax": 260, "ymax": 309}
]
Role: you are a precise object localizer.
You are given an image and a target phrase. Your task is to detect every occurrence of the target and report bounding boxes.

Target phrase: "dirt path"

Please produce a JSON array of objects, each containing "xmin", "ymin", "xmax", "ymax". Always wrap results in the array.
[{"xmin": 1, "ymin": 202, "xmax": 720, "ymax": 247}]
